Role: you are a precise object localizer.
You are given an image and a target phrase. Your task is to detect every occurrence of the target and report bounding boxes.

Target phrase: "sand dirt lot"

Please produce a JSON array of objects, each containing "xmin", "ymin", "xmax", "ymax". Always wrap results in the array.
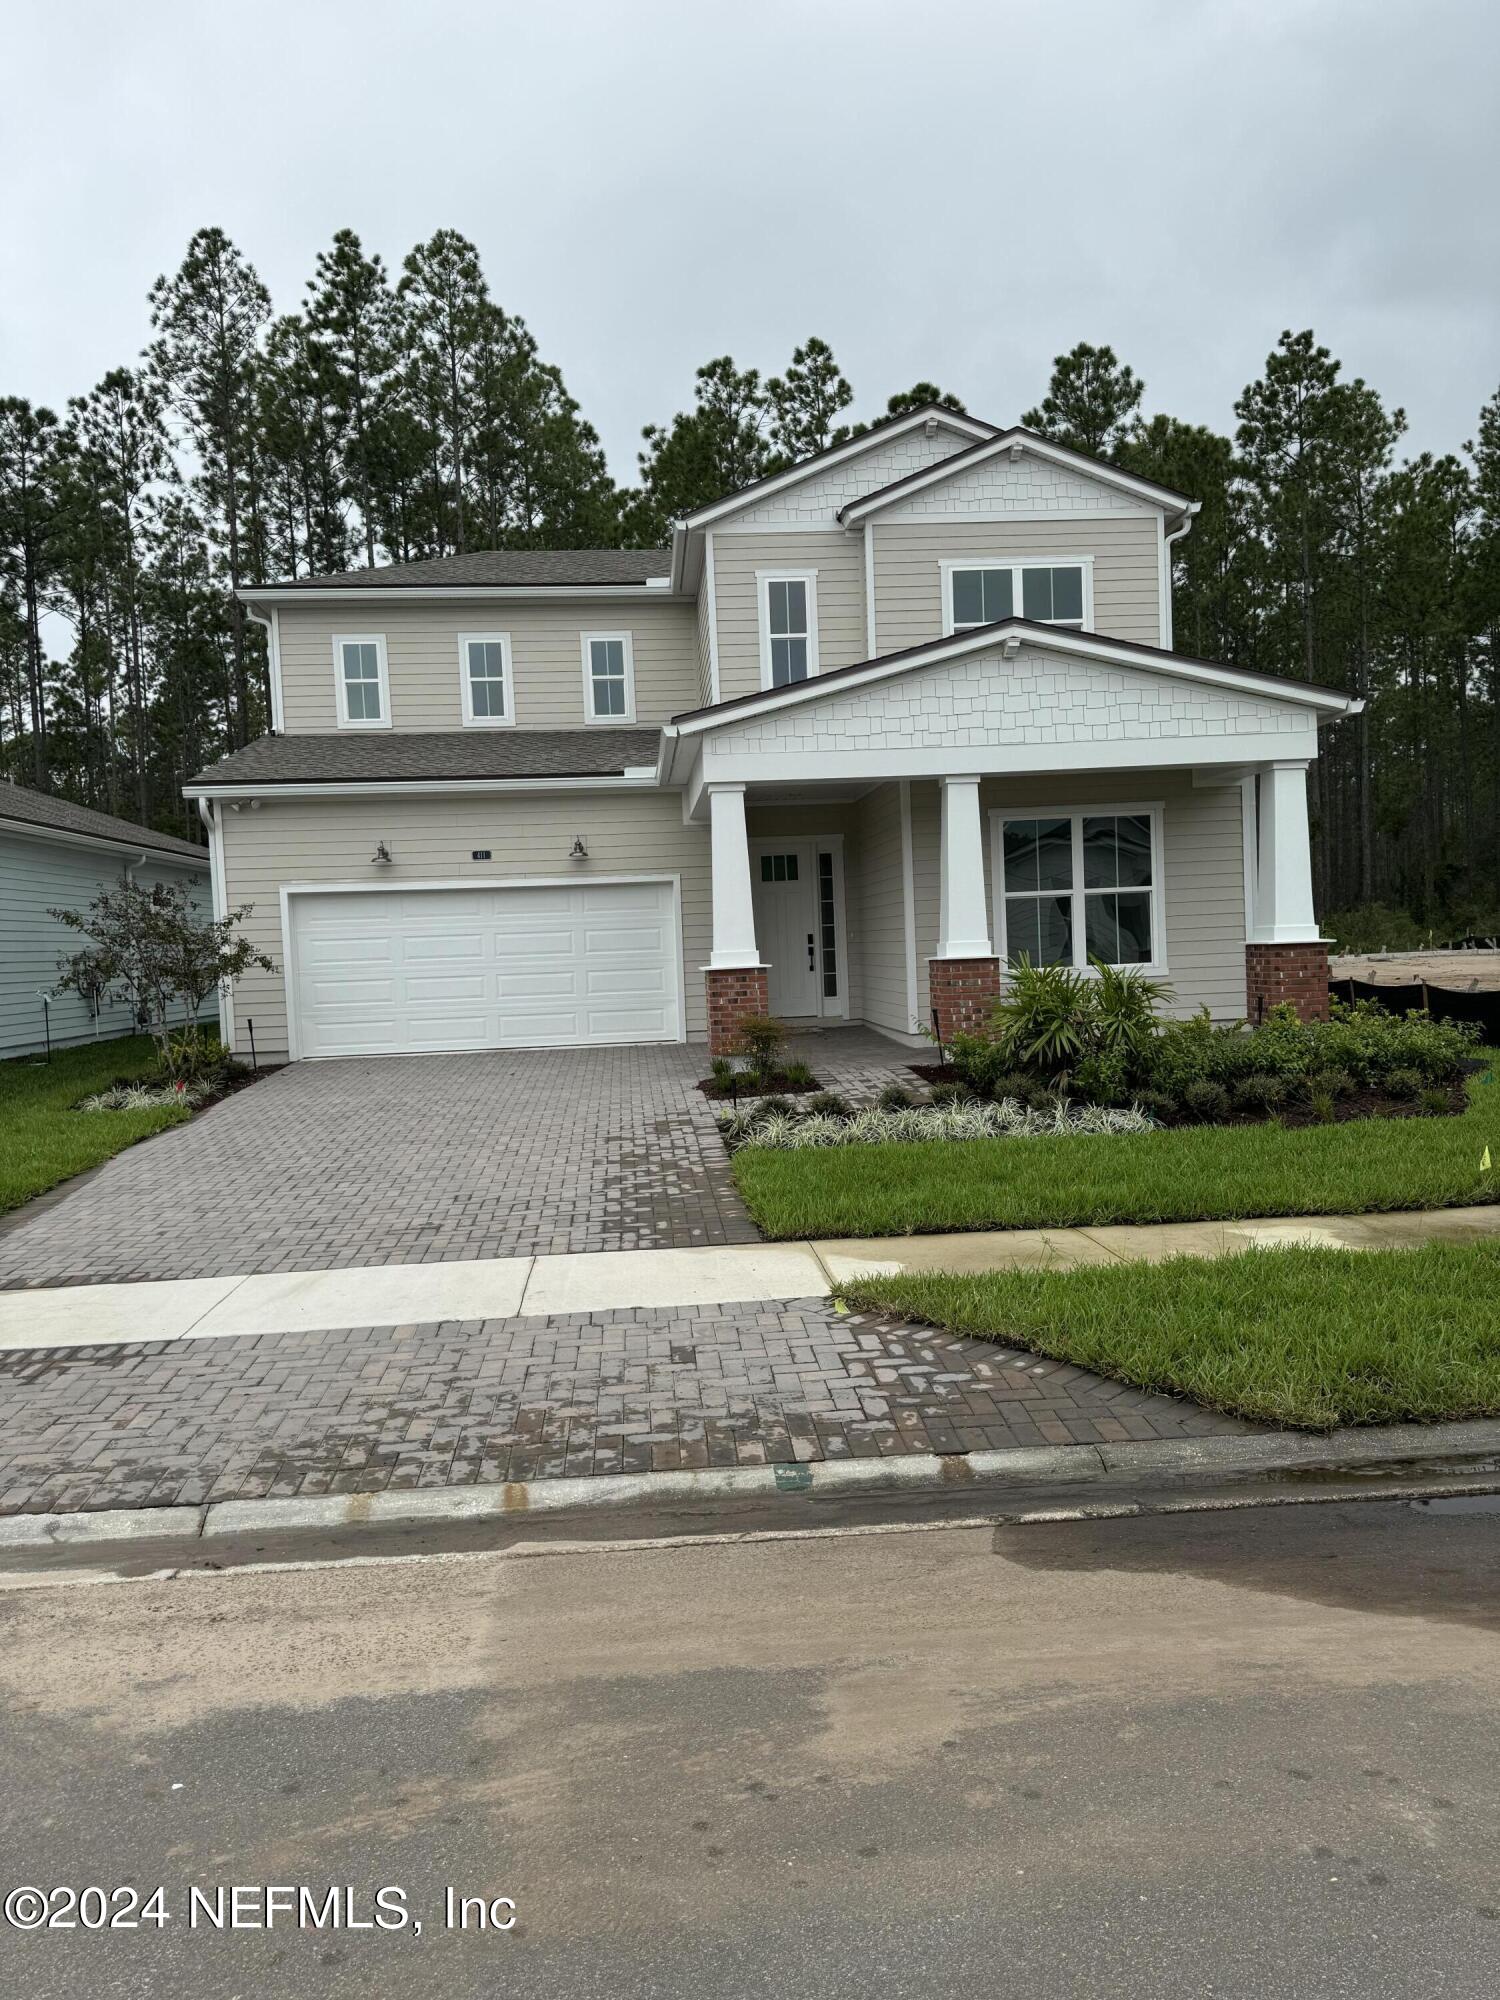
[{"xmin": 1330, "ymin": 949, "xmax": 1500, "ymax": 990}]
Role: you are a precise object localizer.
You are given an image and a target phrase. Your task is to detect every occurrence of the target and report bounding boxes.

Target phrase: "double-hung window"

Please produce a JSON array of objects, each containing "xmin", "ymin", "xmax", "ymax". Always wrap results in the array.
[
  {"xmin": 581, "ymin": 632, "xmax": 635, "ymax": 722},
  {"xmin": 997, "ymin": 808, "xmax": 1161, "ymax": 970},
  {"xmin": 758, "ymin": 571, "xmax": 819, "ymax": 688},
  {"xmin": 459, "ymin": 633, "xmax": 513, "ymax": 726},
  {"xmin": 334, "ymin": 634, "xmax": 389, "ymax": 728},
  {"xmin": 946, "ymin": 560, "xmax": 1089, "ymax": 634}
]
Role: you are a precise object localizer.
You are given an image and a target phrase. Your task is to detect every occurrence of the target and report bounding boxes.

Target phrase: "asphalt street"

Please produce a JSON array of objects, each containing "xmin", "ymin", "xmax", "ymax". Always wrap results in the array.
[{"xmin": 0, "ymin": 1499, "xmax": 1497, "ymax": 1997}]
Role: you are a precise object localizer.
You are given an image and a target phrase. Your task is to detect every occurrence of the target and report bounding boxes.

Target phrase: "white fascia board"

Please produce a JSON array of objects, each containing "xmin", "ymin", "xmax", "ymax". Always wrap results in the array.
[
  {"xmin": 838, "ymin": 430, "xmax": 1200, "ymax": 526},
  {"xmin": 237, "ymin": 585, "xmax": 684, "ymax": 606},
  {"xmin": 673, "ymin": 408, "xmax": 997, "ymax": 534},
  {"xmin": 3, "ymin": 816, "xmax": 208, "ymax": 869},
  {"xmin": 695, "ymin": 727, "xmax": 1321, "ymax": 789},
  {"xmin": 670, "ymin": 623, "xmax": 1359, "ymax": 737},
  {"xmin": 182, "ymin": 773, "xmax": 665, "ymax": 802}
]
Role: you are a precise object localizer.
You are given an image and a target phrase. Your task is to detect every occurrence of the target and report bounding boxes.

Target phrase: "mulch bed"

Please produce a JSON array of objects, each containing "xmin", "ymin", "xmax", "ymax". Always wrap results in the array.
[{"xmin": 698, "ymin": 1071, "xmax": 823, "ymax": 1100}]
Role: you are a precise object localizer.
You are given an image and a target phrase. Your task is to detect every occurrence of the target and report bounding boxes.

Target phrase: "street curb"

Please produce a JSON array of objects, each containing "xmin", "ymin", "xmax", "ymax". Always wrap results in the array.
[{"xmin": 4, "ymin": 1418, "xmax": 1500, "ymax": 1553}]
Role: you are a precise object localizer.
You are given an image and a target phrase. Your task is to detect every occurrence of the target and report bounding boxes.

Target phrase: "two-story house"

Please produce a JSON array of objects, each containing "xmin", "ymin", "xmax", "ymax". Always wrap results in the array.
[{"xmin": 185, "ymin": 405, "xmax": 1358, "ymax": 1063}]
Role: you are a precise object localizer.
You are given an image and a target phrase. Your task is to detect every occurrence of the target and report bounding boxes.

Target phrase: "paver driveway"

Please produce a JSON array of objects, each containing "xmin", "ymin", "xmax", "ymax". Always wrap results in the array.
[{"xmin": 0, "ymin": 1031, "xmax": 912, "ymax": 1288}]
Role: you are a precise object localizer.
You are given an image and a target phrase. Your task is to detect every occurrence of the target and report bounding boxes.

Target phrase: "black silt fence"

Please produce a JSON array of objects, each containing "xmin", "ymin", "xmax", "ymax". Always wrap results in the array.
[{"xmin": 1331, "ymin": 977, "xmax": 1500, "ymax": 1045}]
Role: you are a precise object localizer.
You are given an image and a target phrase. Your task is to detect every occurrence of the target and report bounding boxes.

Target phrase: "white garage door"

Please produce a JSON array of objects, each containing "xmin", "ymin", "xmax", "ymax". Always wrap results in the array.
[{"xmin": 289, "ymin": 881, "xmax": 680, "ymax": 1057}]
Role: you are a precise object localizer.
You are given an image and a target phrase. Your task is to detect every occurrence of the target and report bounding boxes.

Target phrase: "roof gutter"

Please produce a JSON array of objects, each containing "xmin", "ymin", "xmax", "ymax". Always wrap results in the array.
[
  {"xmin": 1, "ymin": 816, "xmax": 208, "ymax": 869},
  {"xmin": 237, "ymin": 584, "xmax": 682, "ymax": 606}
]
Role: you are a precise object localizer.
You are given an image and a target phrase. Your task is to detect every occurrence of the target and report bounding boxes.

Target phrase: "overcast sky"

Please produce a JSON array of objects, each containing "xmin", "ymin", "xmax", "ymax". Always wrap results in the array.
[{"xmin": 3, "ymin": 0, "xmax": 1496, "ymax": 479}]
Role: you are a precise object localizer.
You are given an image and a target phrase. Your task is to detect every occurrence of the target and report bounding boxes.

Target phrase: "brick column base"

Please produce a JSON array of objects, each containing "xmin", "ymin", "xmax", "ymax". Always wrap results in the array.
[
  {"xmin": 705, "ymin": 966, "xmax": 770, "ymax": 1056},
  {"xmin": 1245, "ymin": 941, "xmax": 1331, "ymax": 1023},
  {"xmin": 928, "ymin": 957, "xmax": 1002, "ymax": 1044}
]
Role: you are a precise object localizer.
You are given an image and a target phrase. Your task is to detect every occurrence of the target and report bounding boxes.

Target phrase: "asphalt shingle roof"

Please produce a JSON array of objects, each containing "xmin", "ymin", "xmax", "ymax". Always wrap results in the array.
[
  {"xmin": 0, "ymin": 780, "xmax": 208, "ymax": 861},
  {"xmin": 188, "ymin": 729, "xmax": 662, "ymax": 788},
  {"xmin": 258, "ymin": 549, "xmax": 672, "ymax": 591}
]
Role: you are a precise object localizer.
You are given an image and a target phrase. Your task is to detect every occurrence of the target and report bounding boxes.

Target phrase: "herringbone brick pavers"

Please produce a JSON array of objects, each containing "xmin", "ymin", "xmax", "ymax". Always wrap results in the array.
[{"xmin": 0, "ymin": 1295, "xmax": 1255, "ymax": 1514}]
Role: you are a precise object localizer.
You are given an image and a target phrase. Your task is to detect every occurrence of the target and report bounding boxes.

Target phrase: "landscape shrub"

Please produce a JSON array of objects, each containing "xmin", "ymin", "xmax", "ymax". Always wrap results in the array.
[
  {"xmin": 877, "ymin": 1082, "xmax": 915, "ymax": 1111},
  {"xmin": 804, "ymin": 1091, "xmax": 852, "ymax": 1118},
  {"xmin": 721, "ymin": 1098, "xmax": 1155, "ymax": 1152},
  {"xmin": 779, "ymin": 1059, "xmax": 816, "ymax": 1089},
  {"xmin": 1182, "ymin": 1078, "xmax": 1232, "ymax": 1122},
  {"xmin": 735, "ymin": 1014, "xmax": 788, "ymax": 1081},
  {"xmin": 1231, "ymin": 1072, "xmax": 1287, "ymax": 1113}
]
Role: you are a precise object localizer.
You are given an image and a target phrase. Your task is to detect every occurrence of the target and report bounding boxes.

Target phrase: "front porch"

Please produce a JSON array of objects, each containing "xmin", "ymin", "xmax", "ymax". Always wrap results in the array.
[{"xmin": 699, "ymin": 763, "xmax": 1330, "ymax": 1056}]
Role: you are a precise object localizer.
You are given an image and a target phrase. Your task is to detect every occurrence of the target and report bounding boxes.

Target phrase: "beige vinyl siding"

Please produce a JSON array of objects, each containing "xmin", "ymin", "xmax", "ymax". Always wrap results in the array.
[
  {"xmin": 279, "ymin": 598, "xmax": 698, "ymax": 733},
  {"xmin": 711, "ymin": 532, "xmax": 866, "ymax": 703},
  {"xmin": 745, "ymin": 801, "xmax": 862, "ymax": 1021},
  {"xmin": 853, "ymin": 783, "xmax": 911, "ymax": 1035},
  {"xmin": 218, "ymin": 791, "xmax": 712, "ymax": 1058},
  {"xmin": 873, "ymin": 516, "xmax": 1163, "ymax": 654},
  {"xmin": 909, "ymin": 771, "xmax": 1247, "ymax": 1024}
]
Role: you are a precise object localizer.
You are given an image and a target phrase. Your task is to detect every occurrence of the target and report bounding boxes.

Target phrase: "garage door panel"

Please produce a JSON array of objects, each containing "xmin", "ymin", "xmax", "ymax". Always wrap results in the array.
[
  {"xmin": 291, "ymin": 882, "xmax": 678, "ymax": 1056},
  {"xmin": 497, "ymin": 969, "xmax": 582, "ymax": 999},
  {"xmin": 587, "ymin": 965, "xmax": 668, "ymax": 997}
]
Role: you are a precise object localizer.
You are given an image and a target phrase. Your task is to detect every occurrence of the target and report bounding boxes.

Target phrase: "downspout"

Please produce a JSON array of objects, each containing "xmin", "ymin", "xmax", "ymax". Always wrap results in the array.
[
  {"xmin": 245, "ymin": 604, "xmax": 284, "ymax": 734},
  {"xmin": 197, "ymin": 796, "xmax": 234, "ymax": 1048},
  {"xmin": 1161, "ymin": 502, "xmax": 1200, "ymax": 652}
]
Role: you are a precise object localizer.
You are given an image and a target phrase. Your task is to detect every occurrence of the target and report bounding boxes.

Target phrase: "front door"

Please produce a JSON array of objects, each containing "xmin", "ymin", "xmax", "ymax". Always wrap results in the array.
[{"xmin": 751, "ymin": 843, "xmax": 821, "ymax": 1017}]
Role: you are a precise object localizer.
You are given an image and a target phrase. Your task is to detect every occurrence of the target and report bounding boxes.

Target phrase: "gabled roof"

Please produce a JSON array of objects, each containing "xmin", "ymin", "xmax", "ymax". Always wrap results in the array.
[
  {"xmin": 242, "ymin": 548, "xmax": 672, "ymax": 601},
  {"xmin": 673, "ymin": 402, "xmax": 997, "ymax": 536},
  {"xmin": 0, "ymin": 780, "xmax": 207, "ymax": 862},
  {"xmin": 667, "ymin": 619, "xmax": 1358, "ymax": 737},
  {"xmin": 836, "ymin": 426, "xmax": 1196, "ymax": 525},
  {"xmin": 185, "ymin": 728, "xmax": 662, "ymax": 792}
]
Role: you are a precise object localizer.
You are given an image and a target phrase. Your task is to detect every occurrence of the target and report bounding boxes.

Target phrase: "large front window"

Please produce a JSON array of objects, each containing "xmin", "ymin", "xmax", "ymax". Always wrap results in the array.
[
  {"xmin": 948, "ymin": 562, "xmax": 1087, "ymax": 633},
  {"xmin": 998, "ymin": 809, "xmax": 1158, "ymax": 968}
]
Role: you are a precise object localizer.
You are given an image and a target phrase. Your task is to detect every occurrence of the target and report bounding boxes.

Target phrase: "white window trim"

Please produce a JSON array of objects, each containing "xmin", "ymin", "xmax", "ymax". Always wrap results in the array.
[
  {"xmin": 940, "ymin": 556, "xmax": 1095, "ymax": 637},
  {"xmin": 457, "ymin": 631, "xmax": 515, "ymax": 729},
  {"xmin": 580, "ymin": 630, "xmax": 636, "ymax": 724},
  {"xmin": 333, "ymin": 633, "xmax": 391, "ymax": 730},
  {"xmin": 756, "ymin": 568, "xmax": 820, "ymax": 691},
  {"xmin": 988, "ymin": 801, "xmax": 1168, "ymax": 976}
]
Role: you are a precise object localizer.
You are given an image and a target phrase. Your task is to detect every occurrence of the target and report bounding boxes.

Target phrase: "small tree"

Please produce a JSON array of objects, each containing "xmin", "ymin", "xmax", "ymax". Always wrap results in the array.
[{"xmin": 51, "ymin": 877, "xmax": 275, "ymax": 1074}]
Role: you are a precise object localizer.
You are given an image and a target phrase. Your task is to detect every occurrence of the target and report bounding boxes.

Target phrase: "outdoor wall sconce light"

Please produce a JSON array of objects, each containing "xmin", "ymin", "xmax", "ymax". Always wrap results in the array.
[
  {"xmin": 569, "ymin": 836, "xmax": 589, "ymax": 860},
  {"xmin": 371, "ymin": 840, "xmax": 393, "ymax": 865}
]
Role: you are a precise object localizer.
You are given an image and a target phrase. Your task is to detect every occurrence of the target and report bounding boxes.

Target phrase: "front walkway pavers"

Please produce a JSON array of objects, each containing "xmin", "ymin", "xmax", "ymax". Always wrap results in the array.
[{"xmin": 0, "ymin": 1295, "xmax": 1253, "ymax": 1515}]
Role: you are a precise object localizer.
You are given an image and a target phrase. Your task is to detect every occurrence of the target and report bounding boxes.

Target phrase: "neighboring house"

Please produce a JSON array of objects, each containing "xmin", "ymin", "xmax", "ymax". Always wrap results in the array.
[
  {"xmin": 184, "ymin": 406, "xmax": 1359, "ymax": 1063},
  {"xmin": 0, "ymin": 782, "xmax": 212, "ymax": 1060}
]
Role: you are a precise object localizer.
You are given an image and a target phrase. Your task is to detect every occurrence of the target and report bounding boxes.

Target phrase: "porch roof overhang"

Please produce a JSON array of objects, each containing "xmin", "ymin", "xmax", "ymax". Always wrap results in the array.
[{"xmin": 658, "ymin": 619, "xmax": 1363, "ymax": 813}]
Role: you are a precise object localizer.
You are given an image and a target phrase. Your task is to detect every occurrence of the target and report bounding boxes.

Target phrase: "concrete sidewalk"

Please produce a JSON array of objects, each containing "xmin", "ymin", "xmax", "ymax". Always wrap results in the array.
[{"xmin": 1, "ymin": 1202, "xmax": 1497, "ymax": 1354}]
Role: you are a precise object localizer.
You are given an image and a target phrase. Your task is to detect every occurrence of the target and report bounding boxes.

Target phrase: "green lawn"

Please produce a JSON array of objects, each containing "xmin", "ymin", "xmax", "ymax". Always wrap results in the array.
[
  {"xmin": 843, "ymin": 1239, "xmax": 1500, "ymax": 1430},
  {"xmin": 734, "ymin": 1060, "xmax": 1500, "ymax": 1239},
  {"xmin": 0, "ymin": 1035, "xmax": 192, "ymax": 1217}
]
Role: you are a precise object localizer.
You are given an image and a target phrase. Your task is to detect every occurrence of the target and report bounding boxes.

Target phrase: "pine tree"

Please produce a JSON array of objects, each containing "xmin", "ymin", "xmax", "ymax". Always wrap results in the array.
[
  {"xmin": 766, "ymin": 337, "xmax": 853, "ymax": 467},
  {"xmin": 305, "ymin": 230, "xmax": 399, "ymax": 568},
  {"xmin": 147, "ymin": 229, "xmax": 272, "ymax": 746},
  {"xmin": 0, "ymin": 399, "xmax": 63, "ymax": 787},
  {"xmin": 1022, "ymin": 342, "xmax": 1144, "ymax": 459},
  {"xmin": 626, "ymin": 356, "xmax": 769, "ymax": 542},
  {"xmin": 397, "ymin": 230, "xmax": 491, "ymax": 556}
]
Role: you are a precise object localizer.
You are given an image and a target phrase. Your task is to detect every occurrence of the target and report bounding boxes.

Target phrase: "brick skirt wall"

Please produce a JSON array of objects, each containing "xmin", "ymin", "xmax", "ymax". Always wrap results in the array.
[
  {"xmin": 1245, "ymin": 941, "xmax": 1331, "ymax": 1023},
  {"xmin": 928, "ymin": 957, "xmax": 1001, "ymax": 1043},
  {"xmin": 705, "ymin": 966, "xmax": 770, "ymax": 1056}
]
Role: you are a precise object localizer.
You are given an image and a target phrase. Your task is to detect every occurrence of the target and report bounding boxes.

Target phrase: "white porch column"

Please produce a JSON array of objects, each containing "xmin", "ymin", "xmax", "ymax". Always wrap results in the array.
[
  {"xmin": 707, "ymin": 783, "xmax": 762, "ymax": 967},
  {"xmin": 1251, "ymin": 760, "xmax": 1322, "ymax": 943},
  {"xmin": 935, "ymin": 775, "xmax": 993, "ymax": 958}
]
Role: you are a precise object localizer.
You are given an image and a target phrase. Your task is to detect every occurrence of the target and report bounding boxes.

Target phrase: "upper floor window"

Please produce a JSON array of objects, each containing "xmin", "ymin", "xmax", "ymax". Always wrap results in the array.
[
  {"xmin": 946, "ymin": 560, "xmax": 1089, "ymax": 635},
  {"xmin": 994, "ymin": 807, "xmax": 1161, "ymax": 971},
  {"xmin": 334, "ymin": 634, "xmax": 390, "ymax": 729},
  {"xmin": 582, "ymin": 631, "xmax": 635, "ymax": 723},
  {"xmin": 758, "ymin": 570, "xmax": 819, "ymax": 688},
  {"xmin": 459, "ymin": 633, "xmax": 513, "ymax": 727}
]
